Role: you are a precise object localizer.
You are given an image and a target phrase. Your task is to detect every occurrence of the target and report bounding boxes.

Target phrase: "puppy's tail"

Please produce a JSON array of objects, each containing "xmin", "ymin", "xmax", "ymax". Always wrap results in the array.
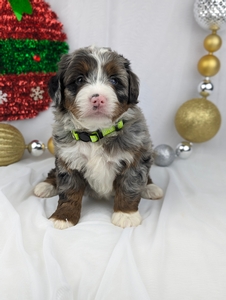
[{"xmin": 34, "ymin": 168, "xmax": 58, "ymax": 198}]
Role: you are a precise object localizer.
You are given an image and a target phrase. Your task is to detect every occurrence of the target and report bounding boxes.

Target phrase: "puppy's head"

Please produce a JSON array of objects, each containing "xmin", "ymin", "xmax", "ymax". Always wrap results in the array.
[{"xmin": 49, "ymin": 46, "xmax": 139, "ymax": 129}]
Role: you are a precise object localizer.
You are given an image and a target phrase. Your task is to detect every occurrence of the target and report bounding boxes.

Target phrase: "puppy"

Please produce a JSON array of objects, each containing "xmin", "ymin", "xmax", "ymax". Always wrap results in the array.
[{"xmin": 34, "ymin": 46, "xmax": 163, "ymax": 229}]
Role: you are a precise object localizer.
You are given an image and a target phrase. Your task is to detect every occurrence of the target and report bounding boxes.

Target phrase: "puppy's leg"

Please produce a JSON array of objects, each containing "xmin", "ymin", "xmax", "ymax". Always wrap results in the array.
[
  {"xmin": 49, "ymin": 164, "xmax": 86, "ymax": 230},
  {"xmin": 141, "ymin": 176, "xmax": 163, "ymax": 200},
  {"xmin": 34, "ymin": 168, "xmax": 58, "ymax": 198},
  {"xmin": 112, "ymin": 170, "xmax": 143, "ymax": 228}
]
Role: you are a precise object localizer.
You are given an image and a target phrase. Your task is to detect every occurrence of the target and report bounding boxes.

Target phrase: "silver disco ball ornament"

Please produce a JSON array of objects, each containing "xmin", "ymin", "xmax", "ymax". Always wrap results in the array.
[
  {"xmin": 194, "ymin": 0, "xmax": 226, "ymax": 31},
  {"xmin": 153, "ymin": 144, "xmax": 175, "ymax": 167},
  {"xmin": 27, "ymin": 140, "xmax": 45, "ymax": 156},
  {"xmin": 175, "ymin": 141, "xmax": 193, "ymax": 159},
  {"xmin": 198, "ymin": 79, "xmax": 214, "ymax": 94}
]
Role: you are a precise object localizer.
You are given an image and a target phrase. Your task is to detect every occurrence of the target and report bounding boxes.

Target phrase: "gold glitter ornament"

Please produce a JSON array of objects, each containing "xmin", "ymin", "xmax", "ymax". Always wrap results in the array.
[
  {"xmin": 0, "ymin": 123, "xmax": 54, "ymax": 166},
  {"xmin": 175, "ymin": 98, "xmax": 221, "ymax": 143},
  {"xmin": 0, "ymin": 123, "xmax": 26, "ymax": 166}
]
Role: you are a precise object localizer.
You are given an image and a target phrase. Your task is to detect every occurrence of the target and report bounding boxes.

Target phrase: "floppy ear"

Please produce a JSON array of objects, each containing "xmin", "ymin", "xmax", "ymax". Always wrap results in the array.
[
  {"xmin": 127, "ymin": 69, "xmax": 139, "ymax": 104},
  {"xmin": 48, "ymin": 53, "xmax": 72, "ymax": 107},
  {"xmin": 48, "ymin": 74, "xmax": 64, "ymax": 107},
  {"xmin": 123, "ymin": 57, "xmax": 140, "ymax": 104}
]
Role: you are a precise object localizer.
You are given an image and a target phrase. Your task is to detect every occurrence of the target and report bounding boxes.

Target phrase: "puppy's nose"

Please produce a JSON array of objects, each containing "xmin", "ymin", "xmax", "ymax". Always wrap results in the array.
[{"xmin": 90, "ymin": 94, "xmax": 106, "ymax": 108}]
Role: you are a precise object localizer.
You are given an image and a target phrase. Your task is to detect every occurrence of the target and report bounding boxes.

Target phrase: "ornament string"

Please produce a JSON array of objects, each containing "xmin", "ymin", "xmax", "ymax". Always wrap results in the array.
[{"xmin": 154, "ymin": 0, "xmax": 225, "ymax": 166}]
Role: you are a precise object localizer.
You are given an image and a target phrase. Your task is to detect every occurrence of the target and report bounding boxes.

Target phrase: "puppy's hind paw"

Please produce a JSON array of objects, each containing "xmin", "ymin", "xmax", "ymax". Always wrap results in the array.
[
  {"xmin": 141, "ymin": 184, "xmax": 163, "ymax": 200},
  {"xmin": 49, "ymin": 218, "xmax": 74, "ymax": 230},
  {"xmin": 34, "ymin": 182, "xmax": 57, "ymax": 198},
  {"xmin": 111, "ymin": 211, "xmax": 142, "ymax": 228}
]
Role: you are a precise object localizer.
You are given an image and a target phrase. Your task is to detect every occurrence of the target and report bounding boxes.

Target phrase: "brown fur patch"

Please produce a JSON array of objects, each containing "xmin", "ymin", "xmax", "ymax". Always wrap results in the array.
[
  {"xmin": 115, "ymin": 150, "xmax": 143, "ymax": 176},
  {"xmin": 44, "ymin": 168, "xmax": 57, "ymax": 188},
  {"xmin": 65, "ymin": 54, "xmax": 97, "ymax": 85},
  {"xmin": 49, "ymin": 157, "xmax": 87, "ymax": 226},
  {"xmin": 130, "ymin": 150, "xmax": 143, "ymax": 168},
  {"xmin": 123, "ymin": 147, "xmax": 146, "ymax": 170},
  {"xmin": 147, "ymin": 176, "xmax": 153, "ymax": 185},
  {"xmin": 104, "ymin": 60, "xmax": 121, "ymax": 77},
  {"xmin": 57, "ymin": 157, "xmax": 73, "ymax": 174},
  {"xmin": 64, "ymin": 90, "xmax": 81, "ymax": 119},
  {"xmin": 50, "ymin": 188, "xmax": 84, "ymax": 226},
  {"xmin": 113, "ymin": 176, "xmax": 141, "ymax": 213},
  {"xmin": 112, "ymin": 102, "xmax": 131, "ymax": 123}
]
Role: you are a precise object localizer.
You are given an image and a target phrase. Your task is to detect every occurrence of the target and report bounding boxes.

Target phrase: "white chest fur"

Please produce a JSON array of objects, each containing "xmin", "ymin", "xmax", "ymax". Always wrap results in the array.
[{"xmin": 59, "ymin": 141, "xmax": 134, "ymax": 196}]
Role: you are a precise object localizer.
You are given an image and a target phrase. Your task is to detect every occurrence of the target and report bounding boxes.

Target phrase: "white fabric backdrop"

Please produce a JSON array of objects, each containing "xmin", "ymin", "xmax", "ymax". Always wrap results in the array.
[{"xmin": 1, "ymin": 1, "xmax": 226, "ymax": 299}]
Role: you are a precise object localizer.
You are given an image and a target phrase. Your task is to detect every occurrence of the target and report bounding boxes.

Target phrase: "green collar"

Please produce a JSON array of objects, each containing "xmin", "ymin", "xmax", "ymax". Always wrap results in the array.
[{"xmin": 71, "ymin": 120, "xmax": 124, "ymax": 143}]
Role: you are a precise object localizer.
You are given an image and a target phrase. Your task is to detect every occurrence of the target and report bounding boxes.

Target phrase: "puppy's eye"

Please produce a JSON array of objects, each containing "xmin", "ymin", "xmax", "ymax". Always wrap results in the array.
[
  {"xmin": 76, "ymin": 76, "xmax": 85, "ymax": 85},
  {"xmin": 109, "ymin": 77, "xmax": 118, "ymax": 85}
]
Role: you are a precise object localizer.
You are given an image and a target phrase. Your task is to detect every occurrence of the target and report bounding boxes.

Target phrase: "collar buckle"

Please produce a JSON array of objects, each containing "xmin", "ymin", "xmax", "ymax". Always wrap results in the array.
[
  {"xmin": 72, "ymin": 131, "xmax": 100, "ymax": 142},
  {"xmin": 79, "ymin": 132, "xmax": 95, "ymax": 142}
]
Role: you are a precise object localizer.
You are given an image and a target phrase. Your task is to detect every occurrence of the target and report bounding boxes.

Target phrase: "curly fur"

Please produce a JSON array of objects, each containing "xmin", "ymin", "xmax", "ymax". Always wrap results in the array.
[{"xmin": 34, "ymin": 46, "xmax": 163, "ymax": 229}]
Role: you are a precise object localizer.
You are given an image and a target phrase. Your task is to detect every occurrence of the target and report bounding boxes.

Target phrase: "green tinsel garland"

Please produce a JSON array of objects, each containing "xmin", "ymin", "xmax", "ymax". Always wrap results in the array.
[{"xmin": 0, "ymin": 39, "xmax": 68, "ymax": 74}]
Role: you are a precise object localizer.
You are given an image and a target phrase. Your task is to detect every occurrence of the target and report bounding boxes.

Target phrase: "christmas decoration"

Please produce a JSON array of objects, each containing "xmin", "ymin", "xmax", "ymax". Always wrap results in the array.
[
  {"xmin": 194, "ymin": 0, "xmax": 226, "ymax": 31},
  {"xmin": 0, "ymin": 123, "xmax": 26, "ymax": 165},
  {"xmin": 0, "ymin": 91, "xmax": 8, "ymax": 105},
  {"xmin": 174, "ymin": 0, "xmax": 224, "ymax": 143},
  {"xmin": 175, "ymin": 98, "xmax": 221, "ymax": 143},
  {"xmin": 153, "ymin": 142, "xmax": 193, "ymax": 167},
  {"xmin": 8, "ymin": 0, "xmax": 33, "ymax": 21},
  {"xmin": 1, "ymin": 0, "xmax": 224, "ymax": 168},
  {"xmin": 154, "ymin": 0, "xmax": 225, "ymax": 167},
  {"xmin": 0, "ymin": 0, "xmax": 69, "ymax": 121},
  {"xmin": 175, "ymin": 141, "xmax": 193, "ymax": 159},
  {"xmin": 153, "ymin": 145, "xmax": 175, "ymax": 167},
  {"xmin": 0, "ymin": 123, "xmax": 54, "ymax": 166}
]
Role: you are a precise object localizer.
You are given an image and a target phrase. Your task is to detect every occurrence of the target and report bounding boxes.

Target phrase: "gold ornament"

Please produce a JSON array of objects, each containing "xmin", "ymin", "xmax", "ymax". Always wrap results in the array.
[
  {"xmin": 0, "ymin": 124, "xmax": 26, "ymax": 166},
  {"xmin": 47, "ymin": 137, "xmax": 55, "ymax": 155},
  {"xmin": 204, "ymin": 33, "xmax": 222, "ymax": 53},
  {"xmin": 0, "ymin": 123, "xmax": 54, "ymax": 166},
  {"xmin": 175, "ymin": 27, "xmax": 222, "ymax": 144},
  {"xmin": 197, "ymin": 54, "xmax": 220, "ymax": 77},
  {"xmin": 175, "ymin": 98, "xmax": 221, "ymax": 143}
]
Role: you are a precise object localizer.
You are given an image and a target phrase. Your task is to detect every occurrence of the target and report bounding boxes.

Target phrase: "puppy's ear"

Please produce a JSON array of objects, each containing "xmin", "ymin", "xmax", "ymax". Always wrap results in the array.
[
  {"xmin": 127, "ymin": 69, "xmax": 139, "ymax": 104},
  {"xmin": 123, "ymin": 58, "xmax": 139, "ymax": 104},
  {"xmin": 48, "ymin": 53, "xmax": 72, "ymax": 106},
  {"xmin": 48, "ymin": 74, "xmax": 64, "ymax": 107}
]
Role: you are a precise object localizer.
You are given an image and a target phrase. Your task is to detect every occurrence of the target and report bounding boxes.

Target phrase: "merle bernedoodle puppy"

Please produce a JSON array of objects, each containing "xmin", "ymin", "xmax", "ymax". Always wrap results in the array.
[{"xmin": 34, "ymin": 46, "xmax": 163, "ymax": 229}]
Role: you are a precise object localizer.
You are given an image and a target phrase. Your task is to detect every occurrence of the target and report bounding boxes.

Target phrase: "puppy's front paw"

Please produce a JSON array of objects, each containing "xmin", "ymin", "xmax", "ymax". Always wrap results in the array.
[
  {"xmin": 141, "ymin": 184, "xmax": 163, "ymax": 200},
  {"xmin": 34, "ymin": 182, "xmax": 57, "ymax": 198},
  {"xmin": 111, "ymin": 211, "xmax": 142, "ymax": 228},
  {"xmin": 49, "ymin": 218, "xmax": 74, "ymax": 230},
  {"xmin": 49, "ymin": 200, "xmax": 81, "ymax": 229}
]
